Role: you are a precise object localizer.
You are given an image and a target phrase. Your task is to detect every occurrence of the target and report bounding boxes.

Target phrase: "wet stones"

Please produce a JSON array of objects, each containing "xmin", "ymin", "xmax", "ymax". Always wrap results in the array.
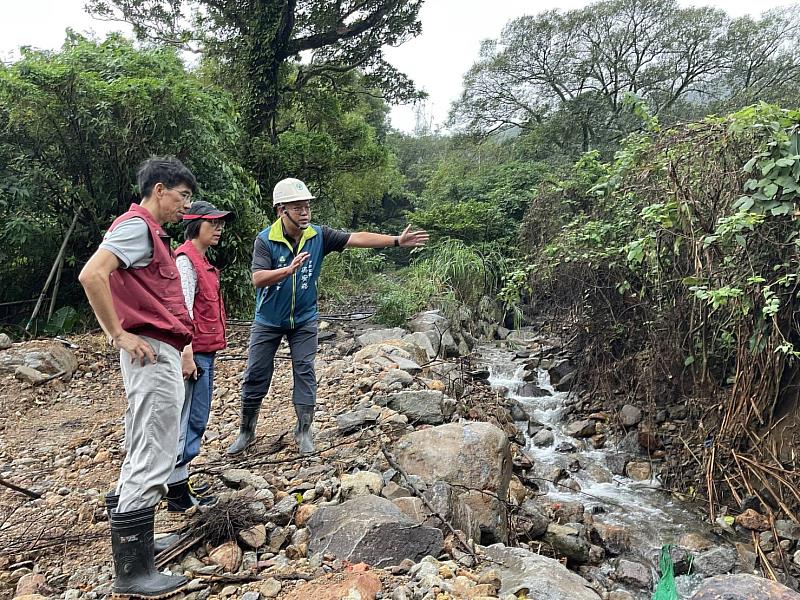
[
  {"xmin": 544, "ymin": 523, "xmax": 590, "ymax": 564},
  {"xmin": 690, "ymin": 573, "xmax": 800, "ymax": 599},
  {"xmin": 618, "ymin": 405, "xmax": 642, "ymax": 427},
  {"xmin": 624, "ymin": 461, "xmax": 651, "ymax": 481},
  {"xmin": 734, "ymin": 508, "xmax": 770, "ymax": 531},
  {"xmin": 694, "ymin": 546, "xmax": 737, "ymax": 576},
  {"xmin": 565, "ymin": 419, "xmax": 596, "ymax": 438},
  {"xmin": 613, "ymin": 559, "xmax": 651, "ymax": 589},
  {"xmin": 532, "ymin": 428, "xmax": 555, "ymax": 447}
]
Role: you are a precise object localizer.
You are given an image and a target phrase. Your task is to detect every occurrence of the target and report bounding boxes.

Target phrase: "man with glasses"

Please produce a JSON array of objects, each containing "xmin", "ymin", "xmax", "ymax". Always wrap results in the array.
[
  {"xmin": 79, "ymin": 156, "xmax": 196, "ymax": 598},
  {"xmin": 227, "ymin": 177, "xmax": 429, "ymax": 457}
]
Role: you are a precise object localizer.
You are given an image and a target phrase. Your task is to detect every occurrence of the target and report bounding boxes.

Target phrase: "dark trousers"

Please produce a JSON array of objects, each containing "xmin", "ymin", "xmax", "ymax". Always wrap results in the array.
[{"xmin": 241, "ymin": 320, "xmax": 318, "ymax": 407}]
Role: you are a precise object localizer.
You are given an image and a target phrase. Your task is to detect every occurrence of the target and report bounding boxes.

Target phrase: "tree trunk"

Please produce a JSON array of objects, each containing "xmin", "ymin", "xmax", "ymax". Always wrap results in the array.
[{"xmin": 243, "ymin": 1, "xmax": 292, "ymax": 141}]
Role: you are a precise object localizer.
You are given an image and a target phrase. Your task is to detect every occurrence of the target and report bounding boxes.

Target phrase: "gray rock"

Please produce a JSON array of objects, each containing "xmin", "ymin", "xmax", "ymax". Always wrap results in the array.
[
  {"xmin": 514, "ymin": 500, "xmax": 549, "ymax": 540},
  {"xmin": 220, "ymin": 469, "xmax": 270, "ymax": 490},
  {"xmin": 547, "ymin": 359, "xmax": 576, "ymax": 386},
  {"xmin": 605, "ymin": 453, "xmax": 631, "ymax": 476},
  {"xmin": 407, "ymin": 310, "xmax": 458, "ymax": 356},
  {"xmin": 775, "ymin": 520, "xmax": 800, "ymax": 541},
  {"xmin": 388, "ymin": 355, "xmax": 422, "ymax": 375},
  {"xmin": 422, "ymin": 480, "xmax": 481, "ymax": 543},
  {"xmin": 690, "ymin": 573, "xmax": 800, "ymax": 599},
  {"xmin": 382, "ymin": 368, "xmax": 414, "ymax": 386},
  {"xmin": 508, "ymin": 399, "xmax": 528, "ymax": 421},
  {"xmin": 518, "ymin": 382, "xmax": 551, "ymax": 397},
  {"xmin": 265, "ymin": 495, "xmax": 298, "ymax": 526},
  {"xmin": 402, "ymin": 332, "xmax": 437, "ymax": 360},
  {"xmin": 394, "ymin": 421, "xmax": 512, "ymax": 544},
  {"xmin": 357, "ymin": 328, "xmax": 408, "ymax": 347},
  {"xmin": 374, "ymin": 390, "xmax": 454, "ymax": 424},
  {"xmin": 0, "ymin": 344, "xmax": 78, "ymax": 377},
  {"xmin": 554, "ymin": 371, "xmax": 577, "ymax": 392},
  {"xmin": 483, "ymin": 544, "xmax": 601, "ymax": 599},
  {"xmin": 336, "ymin": 407, "xmax": 381, "ymax": 433},
  {"xmin": 694, "ymin": 546, "xmax": 737, "ymax": 576},
  {"xmin": 240, "ymin": 592, "xmax": 259, "ymax": 600},
  {"xmin": 0, "ymin": 333, "xmax": 11, "ymax": 350},
  {"xmin": 496, "ymin": 326, "xmax": 510, "ymax": 340},
  {"xmin": 565, "ymin": 419, "xmax": 596, "ymax": 438},
  {"xmin": 619, "ymin": 405, "xmax": 643, "ymax": 427},
  {"xmin": 545, "ymin": 523, "xmax": 590, "ymax": 564},
  {"xmin": 307, "ymin": 494, "xmax": 443, "ymax": 567},
  {"xmin": 532, "ymin": 429, "xmax": 554, "ymax": 447},
  {"xmin": 614, "ymin": 559, "xmax": 651, "ymax": 588},
  {"xmin": 15, "ymin": 365, "xmax": 48, "ymax": 384},
  {"xmin": 340, "ymin": 471, "xmax": 384, "ymax": 499}
]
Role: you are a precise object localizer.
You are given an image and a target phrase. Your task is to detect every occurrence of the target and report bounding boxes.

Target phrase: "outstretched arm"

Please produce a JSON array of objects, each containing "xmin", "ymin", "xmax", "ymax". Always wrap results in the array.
[{"xmin": 346, "ymin": 225, "xmax": 429, "ymax": 249}]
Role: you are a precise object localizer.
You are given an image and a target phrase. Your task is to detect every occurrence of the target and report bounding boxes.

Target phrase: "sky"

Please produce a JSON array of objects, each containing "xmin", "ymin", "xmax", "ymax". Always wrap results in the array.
[{"xmin": 0, "ymin": 0, "xmax": 792, "ymax": 133}]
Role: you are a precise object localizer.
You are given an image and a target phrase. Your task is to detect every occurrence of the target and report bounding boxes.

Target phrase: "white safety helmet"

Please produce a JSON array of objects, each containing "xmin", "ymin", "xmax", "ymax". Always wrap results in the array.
[{"xmin": 272, "ymin": 177, "xmax": 315, "ymax": 206}]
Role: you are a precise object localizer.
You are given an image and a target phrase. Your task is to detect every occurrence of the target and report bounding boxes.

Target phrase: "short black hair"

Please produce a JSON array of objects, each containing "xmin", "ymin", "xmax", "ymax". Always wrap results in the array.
[
  {"xmin": 184, "ymin": 219, "xmax": 203, "ymax": 240},
  {"xmin": 136, "ymin": 156, "xmax": 197, "ymax": 199}
]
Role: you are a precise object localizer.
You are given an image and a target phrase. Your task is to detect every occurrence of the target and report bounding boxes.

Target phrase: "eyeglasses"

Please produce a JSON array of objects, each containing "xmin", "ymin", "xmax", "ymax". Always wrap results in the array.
[
  {"xmin": 209, "ymin": 220, "xmax": 225, "ymax": 229},
  {"xmin": 169, "ymin": 188, "xmax": 193, "ymax": 202},
  {"xmin": 285, "ymin": 203, "xmax": 311, "ymax": 215}
]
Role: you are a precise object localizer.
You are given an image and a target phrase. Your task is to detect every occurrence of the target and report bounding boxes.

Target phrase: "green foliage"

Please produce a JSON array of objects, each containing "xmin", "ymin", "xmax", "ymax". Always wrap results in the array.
[
  {"xmin": 522, "ymin": 101, "xmax": 800, "ymax": 418},
  {"xmin": 0, "ymin": 34, "xmax": 262, "ymax": 316},
  {"xmin": 318, "ymin": 248, "xmax": 386, "ymax": 304}
]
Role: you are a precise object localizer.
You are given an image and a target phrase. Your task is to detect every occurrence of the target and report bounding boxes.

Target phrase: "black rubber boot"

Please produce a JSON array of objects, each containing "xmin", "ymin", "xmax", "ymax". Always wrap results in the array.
[
  {"xmin": 165, "ymin": 479, "xmax": 216, "ymax": 513},
  {"xmin": 111, "ymin": 506, "xmax": 187, "ymax": 598},
  {"xmin": 226, "ymin": 401, "xmax": 260, "ymax": 455},
  {"xmin": 294, "ymin": 404, "xmax": 315, "ymax": 455},
  {"xmin": 105, "ymin": 493, "xmax": 179, "ymax": 554}
]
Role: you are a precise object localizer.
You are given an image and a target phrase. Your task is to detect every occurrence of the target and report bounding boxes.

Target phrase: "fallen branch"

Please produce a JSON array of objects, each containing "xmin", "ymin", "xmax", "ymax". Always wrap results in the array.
[
  {"xmin": 31, "ymin": 370, "xmax": 66, "ymax": 387},
  {"xmin": 0, "ymin": 477, "xmax": 41, "ymax": 499}
]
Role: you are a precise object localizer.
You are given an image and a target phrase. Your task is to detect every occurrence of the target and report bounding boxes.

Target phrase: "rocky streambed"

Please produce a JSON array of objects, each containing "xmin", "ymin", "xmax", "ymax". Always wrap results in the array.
[{"xmin": 0, "ymin": 317, "xmax": 798, "ymax": 600}]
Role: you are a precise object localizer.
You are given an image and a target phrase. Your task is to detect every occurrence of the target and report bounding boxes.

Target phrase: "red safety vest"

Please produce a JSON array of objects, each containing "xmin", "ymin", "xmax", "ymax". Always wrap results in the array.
[
  {"xmin": 175, "ymin": 240, "xmax": 227, "ymax": 352},
  {"xmin": 107, "ymin": 204, "xmax": 193, "ymax": 351}
]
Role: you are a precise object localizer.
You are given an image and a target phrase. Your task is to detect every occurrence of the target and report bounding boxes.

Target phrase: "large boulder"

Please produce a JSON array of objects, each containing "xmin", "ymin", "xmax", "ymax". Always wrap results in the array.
[
  {"xmin": 422, "ymin": 480, "xmax": 481, "ymax": 543},
  {"xmin": 407, "ymin": 310, "xmax": 458, "ymax": 357},
  {"xmin": 690, "ymin": 573, "xmax": 800, "ymax": 599},
  {"xmin": 0, "ymin": 343, "xmax": 78, "ymax": 377},
  {"xmin": 354, "ymin": 340, "xmax": 428, "ymax": 369},
  {"xmin": 357, "ymin": 328, "xmax": 408, "ymax": 347},
  {"xmin": 393, "ymin": 421, "xmax": 512, "ymax": 543},
  {"xmin": 403, "ymin": 332, "xmax": 437, "ymax": 360},
  {"xmin": 483, "ymin": 544, "xmax": 601, "ymax": 600},
  {"xmin": 373, "ymin": 390, "xmax": 455, "ymax": 424},
  {"xmin": 307, "ymin": 495, "xmax": 443, "ymax": 567}
]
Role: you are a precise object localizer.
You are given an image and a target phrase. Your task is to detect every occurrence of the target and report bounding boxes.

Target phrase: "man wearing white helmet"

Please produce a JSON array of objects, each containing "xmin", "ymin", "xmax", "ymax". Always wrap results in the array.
[{"xmin": 227, "ymin": 177, "xmax": 429, "ymax": 456}]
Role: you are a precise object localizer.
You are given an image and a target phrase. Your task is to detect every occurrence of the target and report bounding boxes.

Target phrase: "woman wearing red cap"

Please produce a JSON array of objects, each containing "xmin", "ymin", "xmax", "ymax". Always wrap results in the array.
[{"xmin": 165, "ymin": 200, "xmax": 234, "ymax": 510}]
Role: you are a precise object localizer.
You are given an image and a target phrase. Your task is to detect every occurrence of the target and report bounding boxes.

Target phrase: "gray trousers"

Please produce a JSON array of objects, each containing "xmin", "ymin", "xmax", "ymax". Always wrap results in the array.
[
  {"xmin": 116, "ymin": 337, "xmax": 183, "ymax": 512},
  {"xmin": 241, "ymin": 320, "xmax": 318, "ymax": 407}
]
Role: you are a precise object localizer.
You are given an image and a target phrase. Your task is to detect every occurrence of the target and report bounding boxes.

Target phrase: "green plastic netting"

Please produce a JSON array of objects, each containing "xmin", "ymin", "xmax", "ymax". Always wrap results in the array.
[{"xmin": 652, "ymin": 544, "xmax": 679, "ymax": 600}]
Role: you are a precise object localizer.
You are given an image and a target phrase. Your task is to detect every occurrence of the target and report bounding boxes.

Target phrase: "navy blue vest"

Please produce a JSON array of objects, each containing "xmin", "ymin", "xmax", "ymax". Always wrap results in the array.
[{"xmin": 254, "ymin": 220, "xmax": 323, "ymax": 329}]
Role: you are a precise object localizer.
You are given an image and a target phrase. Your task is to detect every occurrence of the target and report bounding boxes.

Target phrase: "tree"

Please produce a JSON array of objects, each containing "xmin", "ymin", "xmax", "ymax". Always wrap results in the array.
[
  {"xmin": 0, "ymin": 33, "xmax": 261, "ymax": 316},
  {"xmin": 87, "ymin": 0, "xmax": 425, "ymax": 139},
  {"xmin": 450, "ymin": 0, "xmax": 800, "ymax": 153}
]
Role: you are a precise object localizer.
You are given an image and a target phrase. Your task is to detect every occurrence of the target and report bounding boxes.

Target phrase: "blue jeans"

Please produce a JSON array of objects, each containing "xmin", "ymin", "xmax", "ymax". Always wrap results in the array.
[{"xmin": 167, "ymin": 351, "xmax": 215, "ymax": 484}]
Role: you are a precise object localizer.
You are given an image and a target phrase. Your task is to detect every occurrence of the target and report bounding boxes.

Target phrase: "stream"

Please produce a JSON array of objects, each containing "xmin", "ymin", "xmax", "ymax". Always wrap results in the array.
[{"xmin": 478, "ymin": 342, "xmax": 714, "ymax": 599}]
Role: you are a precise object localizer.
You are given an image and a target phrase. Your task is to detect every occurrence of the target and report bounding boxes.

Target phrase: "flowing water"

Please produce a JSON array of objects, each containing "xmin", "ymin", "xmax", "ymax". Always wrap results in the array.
[{"xmin": 478, "ymin": 343, "xmax": 712, "ymax": 598}]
